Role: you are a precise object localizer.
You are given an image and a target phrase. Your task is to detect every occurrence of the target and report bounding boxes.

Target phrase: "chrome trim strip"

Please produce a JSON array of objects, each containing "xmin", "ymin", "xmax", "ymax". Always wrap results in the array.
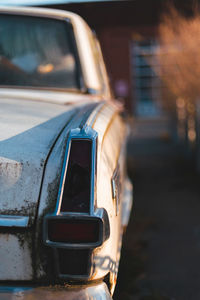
[
  {"xmin": 85, "ymin": 102, "xmax": 105, "ymax": 128},
  {"xmin": 0, "ymin": 215, "xmax": 29, "ymax": 227},
  {"xmin": 0, "ymin": 287, "xmax": 33, "ymax": 292},
  {"xmin": 0, "ymin": 283, "xmax": 112, "ymax": 300},
  {"xmin": 111, "ymin": 165, "xmax": 121, "ymax": 216}
]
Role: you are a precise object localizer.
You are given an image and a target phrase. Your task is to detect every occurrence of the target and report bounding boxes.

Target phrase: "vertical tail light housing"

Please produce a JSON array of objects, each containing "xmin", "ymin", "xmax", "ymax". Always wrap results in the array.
[{"xmin": 43, "ymin": 127, "xmax": 110, "ymax": 279}]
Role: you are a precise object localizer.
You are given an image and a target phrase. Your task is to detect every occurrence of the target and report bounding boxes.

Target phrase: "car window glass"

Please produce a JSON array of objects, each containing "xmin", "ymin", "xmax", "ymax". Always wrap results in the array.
[{"xmin": 0, "ymin": 14, "xmax": 81, "ymax": 90}]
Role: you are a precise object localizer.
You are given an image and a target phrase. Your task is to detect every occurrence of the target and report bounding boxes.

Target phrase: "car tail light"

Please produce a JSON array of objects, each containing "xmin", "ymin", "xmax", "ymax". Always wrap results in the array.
[
  {"xmin": 57, "ymin": 248, "xmax": 90, "ymax": 276},
  {"xmin": 42, "ymin": 127, "xmax": 111, "ymax": 279},
  {"xmin": 47, "ymin": 219, "xmax": 100, "ymax": 244},
  {"xmin": 60, "ymin": 139, "xmax": 92, "ymax": 213}
]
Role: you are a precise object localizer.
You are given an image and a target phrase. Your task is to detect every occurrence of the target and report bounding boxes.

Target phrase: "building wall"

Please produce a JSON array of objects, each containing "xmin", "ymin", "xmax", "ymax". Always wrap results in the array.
[{"xmin": 98, "ymin": 27, "xmax": 132, "ymax": 111}]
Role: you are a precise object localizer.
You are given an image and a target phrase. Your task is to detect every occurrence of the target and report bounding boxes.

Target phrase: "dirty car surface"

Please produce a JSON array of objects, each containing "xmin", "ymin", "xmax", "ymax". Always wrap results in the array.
[{"xmin": 0, "ymin": 6, "xmax": 133, "ymax": 297}]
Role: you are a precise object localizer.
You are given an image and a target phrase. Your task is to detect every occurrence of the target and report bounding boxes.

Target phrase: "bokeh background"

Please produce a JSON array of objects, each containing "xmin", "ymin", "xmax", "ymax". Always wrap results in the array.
[{"xmin": 3, "ymin": 0, "xmax": 200, "ymax": 299}]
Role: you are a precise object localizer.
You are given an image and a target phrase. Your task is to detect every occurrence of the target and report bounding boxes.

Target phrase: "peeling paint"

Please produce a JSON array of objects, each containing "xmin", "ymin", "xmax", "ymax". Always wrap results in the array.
[
  {"xmin": 15, "ymin": 231, "xmax": 32, "ymax": 250},
  {"xmin": 32, "ymin": 175, "xmax": 61, "ymax": 283}
]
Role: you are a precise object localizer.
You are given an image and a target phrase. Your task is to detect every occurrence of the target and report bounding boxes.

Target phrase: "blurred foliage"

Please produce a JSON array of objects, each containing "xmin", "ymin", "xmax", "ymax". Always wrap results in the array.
[{"xmin": 158, "ymin": 5, "xmax": 200, "ymax": 104}]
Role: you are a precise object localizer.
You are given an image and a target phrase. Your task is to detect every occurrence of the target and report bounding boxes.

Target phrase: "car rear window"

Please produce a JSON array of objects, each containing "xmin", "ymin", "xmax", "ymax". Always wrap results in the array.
[{"xmin": 0, "ymin": 14, "xmax": 82, "ymax": 90}]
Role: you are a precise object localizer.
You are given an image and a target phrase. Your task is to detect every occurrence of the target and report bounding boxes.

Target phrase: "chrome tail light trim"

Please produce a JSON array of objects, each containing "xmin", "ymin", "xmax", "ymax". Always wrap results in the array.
[
  {"xmin": 43, "ymin": 208, "xmax": 110, "ymax": 249},
  {"xmin": 55, "ymin": 125, "xmax": 98, "ymax": 215}
]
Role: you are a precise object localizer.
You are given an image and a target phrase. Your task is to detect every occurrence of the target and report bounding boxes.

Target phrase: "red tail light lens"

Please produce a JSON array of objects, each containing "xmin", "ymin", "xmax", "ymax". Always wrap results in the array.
[
  {"xmin": 61, "ymin": 139, "xmax": 92, "ymax": 213},
  {"xmin": 48, "ymin": 219, "xmax": 100, "ymax": 244}
]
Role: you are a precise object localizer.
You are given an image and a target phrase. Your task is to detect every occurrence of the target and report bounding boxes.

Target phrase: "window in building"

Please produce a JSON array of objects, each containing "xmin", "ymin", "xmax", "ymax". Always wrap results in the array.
[{"xmin": 131, "ymin": 39, "xmax": 164, "ymax": 117}]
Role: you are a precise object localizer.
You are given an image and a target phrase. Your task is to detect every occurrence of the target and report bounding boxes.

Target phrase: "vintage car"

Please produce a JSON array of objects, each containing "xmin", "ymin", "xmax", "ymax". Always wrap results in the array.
[{"xmin": 0, "ymin": 6, "xmax": 133, "ymax": 298}]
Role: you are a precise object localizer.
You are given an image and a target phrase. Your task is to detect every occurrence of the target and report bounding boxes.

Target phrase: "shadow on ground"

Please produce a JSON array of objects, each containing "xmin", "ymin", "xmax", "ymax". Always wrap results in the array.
[{"xmin": 114, "ymin": 135, "xmax": 200, "ymax": 300}]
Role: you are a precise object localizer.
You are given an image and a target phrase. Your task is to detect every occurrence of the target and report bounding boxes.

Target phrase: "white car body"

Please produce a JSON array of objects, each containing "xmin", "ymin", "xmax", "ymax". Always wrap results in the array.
[{"xmin": 0, "ymin": 6, "xmax": 132, "ymax": 296}]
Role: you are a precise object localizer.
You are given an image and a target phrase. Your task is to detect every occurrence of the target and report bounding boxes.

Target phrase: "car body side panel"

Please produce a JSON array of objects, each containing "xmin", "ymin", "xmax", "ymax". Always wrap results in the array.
[
  {"xmin": 92, "ymin": 104, "xmax": 127, "ymax": 283},
  {"xmin": 33, "ymin": 102, "xmax": 128, "ymax": 285},
  {"xmin": 0, "ymin": 96, "xmax": 80, "ymax": 220},
  {"xmin": 0, "ymin": 234, "xmax": 33, "ymax": 280},
  {"xmin": 0, "ymin": 99, "xmax": 99, "ymax": 281}
]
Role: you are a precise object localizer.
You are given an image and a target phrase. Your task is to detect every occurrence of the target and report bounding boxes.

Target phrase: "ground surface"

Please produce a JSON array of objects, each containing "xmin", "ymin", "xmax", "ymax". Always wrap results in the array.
[{"xmin": 114, "ymin": 119, "xmax": 200, "ymax": 300}]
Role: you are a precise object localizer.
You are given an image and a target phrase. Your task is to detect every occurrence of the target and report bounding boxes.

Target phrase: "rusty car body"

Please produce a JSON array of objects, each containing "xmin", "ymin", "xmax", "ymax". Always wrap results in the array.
[{"xmin": 0, "ymin": 6, "xmax": 133, "ymax": 297}]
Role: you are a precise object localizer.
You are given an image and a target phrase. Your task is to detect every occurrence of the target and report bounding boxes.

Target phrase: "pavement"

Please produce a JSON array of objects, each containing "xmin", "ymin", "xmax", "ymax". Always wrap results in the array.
[{"xmin": 114, "ymin": 117, "xmax": 200, "ymax": 300}]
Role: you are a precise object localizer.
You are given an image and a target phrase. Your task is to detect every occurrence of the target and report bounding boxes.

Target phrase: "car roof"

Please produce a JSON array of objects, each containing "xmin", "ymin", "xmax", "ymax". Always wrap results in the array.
[{"xmin": 0, "ymin": 5, "xmax": 81, "ymax": 21}]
